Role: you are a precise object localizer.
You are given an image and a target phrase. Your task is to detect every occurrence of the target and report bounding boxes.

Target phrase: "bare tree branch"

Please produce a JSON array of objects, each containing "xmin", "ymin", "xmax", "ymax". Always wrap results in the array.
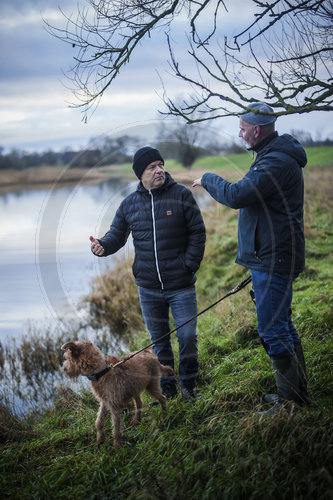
[{"xmin": 46, "ymin": 0, "xmax": 333, "ymax": 122}]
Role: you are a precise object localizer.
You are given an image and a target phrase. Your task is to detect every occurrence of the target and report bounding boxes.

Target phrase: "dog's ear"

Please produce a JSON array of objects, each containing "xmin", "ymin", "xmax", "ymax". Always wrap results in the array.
[{"xmin": 61, "ymin": 342, "xmax": 82, "ymax": 357}]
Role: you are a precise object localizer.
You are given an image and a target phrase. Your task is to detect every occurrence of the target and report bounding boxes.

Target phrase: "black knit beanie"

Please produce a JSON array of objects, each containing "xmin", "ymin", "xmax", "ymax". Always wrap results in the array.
[{"xmin": 132, "ymin": 147, "xmax": 164, "ymax": 179}]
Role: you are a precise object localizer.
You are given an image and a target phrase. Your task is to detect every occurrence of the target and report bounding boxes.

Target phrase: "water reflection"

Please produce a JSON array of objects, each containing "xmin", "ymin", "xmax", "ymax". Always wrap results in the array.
[
  {"xmin": 0, "ymin": 177, "xmax": 210, "ymax": 343},
  {"xmin": 1, "ymin": 180, "xmax": 130, "ymax": 340},
  {"xmin": 0, "ymin": 176, "xmax": 211, "ymax": 414}
]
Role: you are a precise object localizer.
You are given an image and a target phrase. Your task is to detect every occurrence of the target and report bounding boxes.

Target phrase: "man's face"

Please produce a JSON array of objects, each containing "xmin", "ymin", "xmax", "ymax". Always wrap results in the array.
[
  {"xmin": 141, "ymin": 160, "xmax": 165, "ymax": 190},
  {"xmin": 238, "ymin": 118, "xmax": 260, "ymax": 148}
]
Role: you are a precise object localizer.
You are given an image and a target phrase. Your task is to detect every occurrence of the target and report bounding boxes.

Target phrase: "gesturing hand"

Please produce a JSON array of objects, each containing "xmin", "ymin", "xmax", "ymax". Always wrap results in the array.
[
  {"xmin": 192, "ymin": 178, "xmax": 202, "ymax": 188},
  {"xmin": 89, "ymin": 235, "xmax": 105, "ymax": 256}
]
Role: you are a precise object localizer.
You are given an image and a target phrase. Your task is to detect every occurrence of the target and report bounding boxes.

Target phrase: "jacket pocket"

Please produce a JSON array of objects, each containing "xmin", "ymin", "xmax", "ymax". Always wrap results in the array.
[
  {"xmin": 238, "ymin": 211, "xmax": 258, "ymax": 261},
  {"xmin": 174, "ymin": 253, "xmax": 187, "ymax": 272},
  {"xmin": 169, "ymin": 253, "xmax": 191, "ymax": 274},
  {"xmin": 254, "ymin": 222, "xmax": 263, "ymax": 262}
]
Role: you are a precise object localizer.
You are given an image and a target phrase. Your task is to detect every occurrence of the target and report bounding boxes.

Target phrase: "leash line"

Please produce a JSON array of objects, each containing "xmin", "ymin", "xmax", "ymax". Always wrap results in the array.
[{"xmin": 112, "ymin": 275, "xmax": 252, "ymax": 369}]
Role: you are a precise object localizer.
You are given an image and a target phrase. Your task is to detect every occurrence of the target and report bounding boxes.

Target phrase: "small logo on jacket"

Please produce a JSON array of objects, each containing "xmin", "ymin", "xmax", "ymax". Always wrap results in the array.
[{"xmin": 166, "ymin": 210, "xmax": 173, "ymax": 216}]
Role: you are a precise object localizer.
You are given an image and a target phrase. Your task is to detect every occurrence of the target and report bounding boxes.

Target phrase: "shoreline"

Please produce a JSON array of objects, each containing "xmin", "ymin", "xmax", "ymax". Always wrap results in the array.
[
  {"xmin": 0, "ymin": 166, "xmax": 115, "ymax": 194},
  {"xmin": 1, "ymin": 146, "xmax": 332, "ymax": 193},
  {"xmin": 0, "ymin": 165, "xmax": 217, "ymax": 193}
]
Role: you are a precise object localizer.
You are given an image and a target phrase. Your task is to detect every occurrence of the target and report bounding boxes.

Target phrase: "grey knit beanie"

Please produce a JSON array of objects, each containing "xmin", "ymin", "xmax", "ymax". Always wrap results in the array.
[
  {"xmin": 241, "ymin": 102, "xmax": 277, "ymax": 125},
  {"xmin": 132, "ymin": 147, "xmax": 164, "ymax": 179}
]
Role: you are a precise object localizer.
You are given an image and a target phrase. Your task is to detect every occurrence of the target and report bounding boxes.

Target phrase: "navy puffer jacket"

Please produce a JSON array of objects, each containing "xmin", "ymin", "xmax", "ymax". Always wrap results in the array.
[
  {"xmin": 201, "ymin": 133, "xmax": 307, "ymax": 275},
  {"xmin": 97, "ymin": 172, "xmax": 206, "ymax": 290}
]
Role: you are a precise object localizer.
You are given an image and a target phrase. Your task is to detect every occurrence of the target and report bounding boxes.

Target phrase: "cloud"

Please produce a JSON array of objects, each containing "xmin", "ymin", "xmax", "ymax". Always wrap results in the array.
[{"xmin": 1, "ymin": 0, "xmax": 332, "ymax": 152}]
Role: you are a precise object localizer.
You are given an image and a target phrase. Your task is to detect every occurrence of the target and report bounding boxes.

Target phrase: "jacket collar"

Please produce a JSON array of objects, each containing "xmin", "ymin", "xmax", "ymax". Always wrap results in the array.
[{"xmin": 249, "ymin": 131, "xmax": 278, "ymax": 153}]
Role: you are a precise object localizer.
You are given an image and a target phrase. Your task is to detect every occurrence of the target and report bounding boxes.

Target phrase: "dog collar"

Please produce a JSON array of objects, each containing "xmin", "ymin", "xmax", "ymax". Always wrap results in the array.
[{"xmin": 87, "ymin": 360, "xmax": 113, "ymax": 381}]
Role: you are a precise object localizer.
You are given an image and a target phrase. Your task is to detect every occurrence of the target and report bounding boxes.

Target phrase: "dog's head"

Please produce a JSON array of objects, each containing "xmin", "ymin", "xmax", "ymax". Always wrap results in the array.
[{"xmin": 61, "ymin": 341, "xmax": 101, "ymax": 379}]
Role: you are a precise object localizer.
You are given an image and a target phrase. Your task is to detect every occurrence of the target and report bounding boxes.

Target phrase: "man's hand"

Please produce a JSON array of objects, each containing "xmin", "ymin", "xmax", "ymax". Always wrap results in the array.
[
  {"xmin": 192, "ymin": 178, "xmax": 202, "ymax": 188},
  {"xmin": 90, "ymin": 235, "xmax": 105, "ymax": 256}
]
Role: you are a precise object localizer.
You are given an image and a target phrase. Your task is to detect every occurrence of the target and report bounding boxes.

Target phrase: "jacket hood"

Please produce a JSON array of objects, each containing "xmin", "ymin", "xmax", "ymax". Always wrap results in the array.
[
  {"xmin": 264, "ymin": 133, "xmax": 307, "ymax": 168},
  {"xmin": 137, "ymin": 171, "xmax": 177, "ymax": 193}
]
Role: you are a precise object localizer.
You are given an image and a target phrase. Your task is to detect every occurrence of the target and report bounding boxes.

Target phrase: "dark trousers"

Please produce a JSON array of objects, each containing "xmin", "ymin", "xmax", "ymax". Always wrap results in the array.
[
  {"xmin": 251, "ymin": 270, "xmax": 300, "ymax": 359},
  {"xmin": 138, "ymin": 285, "xmax": 198, "ymax": 388}
]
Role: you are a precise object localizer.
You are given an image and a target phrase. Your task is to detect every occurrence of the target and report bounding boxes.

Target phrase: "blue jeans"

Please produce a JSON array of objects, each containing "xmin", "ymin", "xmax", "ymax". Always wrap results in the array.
[
  {"xmin": 138, "ymin": 285, "xmax": 198, "ymax": 389},
  {"xmin": 251, "ymin": 270, "xmax": 300, "ymax": 359}
]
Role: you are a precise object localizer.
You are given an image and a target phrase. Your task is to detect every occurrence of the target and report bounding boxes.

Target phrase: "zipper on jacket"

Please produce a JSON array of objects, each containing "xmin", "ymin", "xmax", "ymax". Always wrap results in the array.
[{"xmin": 149, "ymin": 190, "xmax": 164, "ymax": 290}]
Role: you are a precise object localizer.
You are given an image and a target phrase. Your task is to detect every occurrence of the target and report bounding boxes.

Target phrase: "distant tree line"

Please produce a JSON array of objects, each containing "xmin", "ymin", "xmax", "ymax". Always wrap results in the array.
[
  {"xmin": 1, "ymin": 127, "xmax": 332, "ymax": 171},
  {"xmin": 0, "ymin": 135, "xmax": 135, "ymax": 171},
  {"xmin": 0, "ymin": 122, "xmax": 222, "ymax": 170}
]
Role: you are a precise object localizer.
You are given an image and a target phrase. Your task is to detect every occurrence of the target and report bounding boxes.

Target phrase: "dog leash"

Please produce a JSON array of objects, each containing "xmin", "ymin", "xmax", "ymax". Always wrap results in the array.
[{"xmin": 111, "ymin": 275, "xmax": 252, "ymax": 369}]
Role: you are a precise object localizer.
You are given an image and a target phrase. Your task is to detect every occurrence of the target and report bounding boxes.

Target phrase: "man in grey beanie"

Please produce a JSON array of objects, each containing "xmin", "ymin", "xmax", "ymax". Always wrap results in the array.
[
  {"xmin": 90, "ymin": 146, "xmax": 206, "ymax": 403},
  {"xmin": 193, "ymin": 102, "xmax": 310, "ymax": 414}
]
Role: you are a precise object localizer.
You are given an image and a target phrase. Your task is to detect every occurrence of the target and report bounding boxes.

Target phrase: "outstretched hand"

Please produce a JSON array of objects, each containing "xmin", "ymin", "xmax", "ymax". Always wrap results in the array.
[
  {"xmin": 192, "ymin": 178, "xmax": 202, "ymax": 188},
  {"xmin": 90, "ymin": 235, "xmax": 105, "ymax": 256}
]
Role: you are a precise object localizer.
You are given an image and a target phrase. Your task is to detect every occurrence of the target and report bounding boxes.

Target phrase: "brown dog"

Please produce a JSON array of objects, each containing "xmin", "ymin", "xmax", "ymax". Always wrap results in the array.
[{"xmin": 61, "ymin": 341, "xmax": 174, "ymax": 448}]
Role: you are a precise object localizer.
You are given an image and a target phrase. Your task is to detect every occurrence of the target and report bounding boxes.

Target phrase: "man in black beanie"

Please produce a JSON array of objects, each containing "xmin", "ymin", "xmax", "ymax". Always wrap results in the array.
[{"xmin": 90, "ymin": 146, "xmax": 206, "ymax": 402}]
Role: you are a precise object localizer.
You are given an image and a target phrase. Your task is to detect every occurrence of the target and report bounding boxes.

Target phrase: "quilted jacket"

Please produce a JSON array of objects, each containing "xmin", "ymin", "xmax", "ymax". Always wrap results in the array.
[{"xmin": 97, "ymin": 172, "xmax": 206, "ymax": 290}]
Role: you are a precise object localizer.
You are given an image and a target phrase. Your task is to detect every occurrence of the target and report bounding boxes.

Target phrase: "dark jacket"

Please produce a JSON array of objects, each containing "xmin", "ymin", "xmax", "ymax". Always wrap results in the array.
[
  {"xmin": 201, "ymin": 133, "xmax": 307, "ymax": 274},
  {"xmin": 97, "ymin": 172, "xmax": 206, "ymax": 290}
]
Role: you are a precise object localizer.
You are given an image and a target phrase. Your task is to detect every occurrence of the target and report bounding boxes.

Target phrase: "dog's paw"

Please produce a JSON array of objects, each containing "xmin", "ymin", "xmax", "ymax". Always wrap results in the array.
[
  {"xmin": 96, "ymin": 434, "xmax": 106, "ymax": 446},
  {"xmin": 113, "ymin": 439, "xmax": 122, "ymax": 449},
  {"xmin": 130, "ymin": 417, "xmax": 141, "ymax": 427}
]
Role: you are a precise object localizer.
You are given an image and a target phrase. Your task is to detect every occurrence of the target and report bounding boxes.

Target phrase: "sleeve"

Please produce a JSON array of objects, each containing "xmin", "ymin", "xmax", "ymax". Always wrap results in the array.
[
  {"xmin": 201, "ymin": 153, "xmax": 286, "ymax": 209},
  {"xmin": 183, "ymin": 188, "xmax": 206, "ymax": 272},
  {"xmin": 97, "ymin": 202, "xmax": 131, "ymax": 257}
]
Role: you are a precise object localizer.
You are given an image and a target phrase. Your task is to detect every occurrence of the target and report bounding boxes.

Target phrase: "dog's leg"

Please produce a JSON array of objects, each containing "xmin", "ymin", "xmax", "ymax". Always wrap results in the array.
[
  {"xmin": 96, "ymin": 402, "xmax": 108, "ymax": 445},
  {"xmin": 111, "ymin": 408, "xmax": 122, "ymax": 449},
  {"xmin": 130, "ymin": 396, "xmax": 143, "ymax": 426},
  {"xmin": 156, "ymin": 394, "xmax": 167, "ymax": 413},
  {"xmin": 147, "ymin": 380, "xmax": 168, "ymax": 413}
]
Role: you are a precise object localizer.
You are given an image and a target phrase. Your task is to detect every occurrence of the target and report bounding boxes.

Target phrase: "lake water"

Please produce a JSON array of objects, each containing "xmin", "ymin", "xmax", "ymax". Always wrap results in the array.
[
  {"xmin": 0, "ymin": 175, "xmax": 211, "ymax": 414},
  {"xmin": 0, "ymin": 176, "xmax": 210, "ymax": 344}
]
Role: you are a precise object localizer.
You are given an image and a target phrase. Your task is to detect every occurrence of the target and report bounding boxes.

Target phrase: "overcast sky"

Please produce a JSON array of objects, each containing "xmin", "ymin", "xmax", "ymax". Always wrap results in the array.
[{"xmin": 1, "ymin": 0, "xmax": 332, "ymax": 153}]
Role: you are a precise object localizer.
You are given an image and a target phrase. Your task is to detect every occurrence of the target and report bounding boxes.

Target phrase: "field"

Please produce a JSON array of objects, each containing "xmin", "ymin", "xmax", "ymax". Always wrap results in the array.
[{"xmin": 0, "ymin": 149, "xmax": 332, "ymax": 499}]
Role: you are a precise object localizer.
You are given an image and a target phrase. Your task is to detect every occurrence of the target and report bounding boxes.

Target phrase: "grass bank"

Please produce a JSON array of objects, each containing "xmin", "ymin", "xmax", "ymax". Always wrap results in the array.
[
  {"xmin": 1, "ymin": 146, "xmax": 332, "ymax": 192},
  {"xmin": 0, "ymin": 157, "xmax": 332, "ymax": 499},
  {"xmin": 73, "ymin": 145, "xmax": 333, "ymax": 185}
]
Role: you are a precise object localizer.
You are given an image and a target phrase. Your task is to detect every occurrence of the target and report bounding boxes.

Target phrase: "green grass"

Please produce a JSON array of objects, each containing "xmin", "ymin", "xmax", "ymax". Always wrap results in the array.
[
  {"xmin": 193, "ymin": 152, "xmax": 253, "ymax": 172},
  {"xmin": 101, "ymin": 145, "xmax": 333, "ymax": 177},
  {"xmin": 192, "ymin": 146, "xmax": 333, "ymax": 172},
  {"xmin": 305, "ymin": 146, "xmax": 333, "ymax": 168},
  {"xmin": 0, "ymin": 161, "xmax": 332, "ymax": 499}
]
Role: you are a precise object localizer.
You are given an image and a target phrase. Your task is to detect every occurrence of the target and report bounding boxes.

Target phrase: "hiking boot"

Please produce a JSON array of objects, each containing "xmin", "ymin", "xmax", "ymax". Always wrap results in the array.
[
  {"xmin": 257, "ymin": 399, "xmax": 298, "ymax": 416},
  {"xmin": 257, "ymin": 400, "xmax": 284, "ymax": 416},
  {"xmin": 181, "ymin": 386, "xmax": 200, "ymax": 403},
  {"xmin": 263, "ymin": 393, "xmax": 279, "ymax": 404}
]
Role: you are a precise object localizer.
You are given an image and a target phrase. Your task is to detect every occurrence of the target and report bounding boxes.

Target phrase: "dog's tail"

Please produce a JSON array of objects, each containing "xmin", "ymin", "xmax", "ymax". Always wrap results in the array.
[{"xmin": 159, "ymin": 364, "xmax": 174, "ymax": 376}]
